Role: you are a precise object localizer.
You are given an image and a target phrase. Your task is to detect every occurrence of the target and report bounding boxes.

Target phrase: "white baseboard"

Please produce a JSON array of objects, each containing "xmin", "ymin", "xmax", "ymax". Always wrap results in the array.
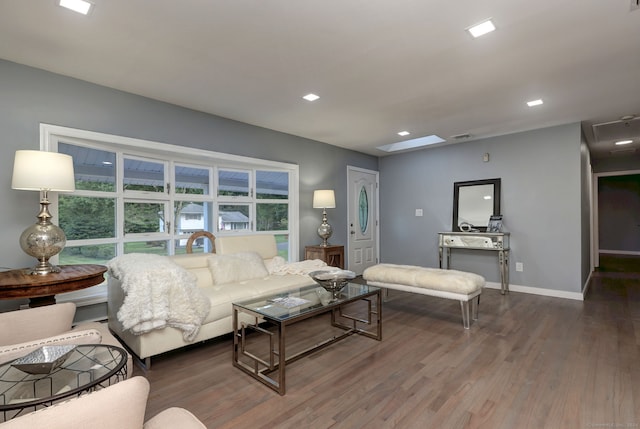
[{"xmin": 484, "ymin": 281, "xmax": 584, "ymax": 301}]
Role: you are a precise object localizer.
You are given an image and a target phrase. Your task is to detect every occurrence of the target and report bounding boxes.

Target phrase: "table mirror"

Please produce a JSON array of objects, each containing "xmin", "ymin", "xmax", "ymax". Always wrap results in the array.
[{"xmin": 452, "ymin": 178, "xmax": 501, "ymax": 232}]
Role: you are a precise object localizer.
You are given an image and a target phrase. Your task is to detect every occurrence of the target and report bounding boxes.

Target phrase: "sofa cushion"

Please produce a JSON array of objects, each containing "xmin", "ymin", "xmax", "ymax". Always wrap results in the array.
[
  {"xmin": 207, "ymin": 252, "xmax": 269, "ymax": 285},
  {"xmin": 199, "ymin": 274, "xmax": 314, "ymax": 324}
]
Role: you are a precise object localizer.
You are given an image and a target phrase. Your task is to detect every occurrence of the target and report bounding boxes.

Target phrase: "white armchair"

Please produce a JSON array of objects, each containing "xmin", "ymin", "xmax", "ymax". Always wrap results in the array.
[
  {"xmin": 0, "ymin": 376, "xmax": 206, "ymax": 429},
  {"xmin": 0, "ymin": 303, "xmax": 132, "ymax": 375}
]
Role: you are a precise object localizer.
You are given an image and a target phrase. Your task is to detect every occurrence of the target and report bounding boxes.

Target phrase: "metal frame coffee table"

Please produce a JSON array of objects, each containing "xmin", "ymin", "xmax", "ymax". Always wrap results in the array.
[
  {"xmin": 0, "ymin": 344, "xmax": 127, "ymax": 421},
  {"xmin": 232, "ymin": 283, "xmax": 382, "ymax": 395}
]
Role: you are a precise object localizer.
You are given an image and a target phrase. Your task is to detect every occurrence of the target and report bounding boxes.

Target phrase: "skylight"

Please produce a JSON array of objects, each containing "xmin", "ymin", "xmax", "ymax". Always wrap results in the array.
[
  {"xmin": 58, "ymin": 0, "xmax": 93, "ymax": 15},
  {"xmin": 377, "ymin": 135, "xmax": 446, "ymax": 153},
  {"xmin": 467, "ymin": 19, "xmax": 496, "ymax": 38}
]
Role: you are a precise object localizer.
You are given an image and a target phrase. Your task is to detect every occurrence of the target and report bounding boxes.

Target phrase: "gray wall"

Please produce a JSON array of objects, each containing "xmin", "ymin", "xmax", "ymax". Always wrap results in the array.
[
  {"xmin": 378, "ymin": 123, "xmax": 584, "ymax": 294},
  {"xmin": 580, "ymin": 140, "xmax": 593, "ymax": 289},
  {"xmin": 592, "ymin": 153, "xmax": 640, "ymax": 174},
  {"xmin": 0, "ymin": 59, "xmax": 377, "ymax": 312}
]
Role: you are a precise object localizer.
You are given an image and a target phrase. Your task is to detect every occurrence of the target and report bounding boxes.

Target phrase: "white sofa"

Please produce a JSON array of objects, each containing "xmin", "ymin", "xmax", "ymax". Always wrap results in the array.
[{"xmin": 107, "ymin": 235, "xmax": 319, "ymax": 367}]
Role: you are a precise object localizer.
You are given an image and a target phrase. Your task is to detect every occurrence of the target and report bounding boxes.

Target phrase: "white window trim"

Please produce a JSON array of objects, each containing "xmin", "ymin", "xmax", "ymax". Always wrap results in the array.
[{"xmin": 41, "ymin": 123, "xmax": 300, "ymax": 306}]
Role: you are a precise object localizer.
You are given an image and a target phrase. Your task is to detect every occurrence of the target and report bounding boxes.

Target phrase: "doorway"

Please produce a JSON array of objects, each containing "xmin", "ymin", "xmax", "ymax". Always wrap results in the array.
[
  {"xmin": 592, "ymin": 170, "xmax": 640, "ymax": 271},
  {"xmin": 346, "ymin": 166, "xmax": 379, "ymax": 275}
]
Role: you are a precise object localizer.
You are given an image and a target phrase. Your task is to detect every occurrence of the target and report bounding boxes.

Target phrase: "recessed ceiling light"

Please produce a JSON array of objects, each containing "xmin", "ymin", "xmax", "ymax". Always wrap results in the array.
[
  {"xmin": 58, "ymin": 0, "xmax": 93, "ymax": 15},
  {"xmin": 377, "ymin": 135, "xmax": 446, "ymax": 153},
  {"xmin": 527, "ymin": 99, "xmax": 544, "ymax": 107},
  {"xmin": 615, "ymin": 140, "xmax": 633, "ymax": 145},
  {"xmin": 302, "ymin": 93, "xmax": 320, "ymax": 102},
  {"xmin": 397, "ymin": 131, "xmax": 410, "ymax": 137},
  {"xmin": 483, "ymin": 195, "xmax": 492, "ymax": 200},
  {"xmin": 102, "ymin": 161, "xmax": 113, "ymax": 165},
  {"xmin": 467, "ymin": 19, "xmax": 496, "ymax": 38}
]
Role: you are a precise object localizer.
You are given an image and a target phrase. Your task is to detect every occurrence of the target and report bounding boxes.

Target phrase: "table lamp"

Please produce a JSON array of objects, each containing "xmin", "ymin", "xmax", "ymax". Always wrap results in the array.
[
  {"xmin": 12, "ymin": 150, "xmax": 76, "ymax": 275},
  {"xmin": 313, "ymin": 189, "xmax": 336, "ymax": 247}
]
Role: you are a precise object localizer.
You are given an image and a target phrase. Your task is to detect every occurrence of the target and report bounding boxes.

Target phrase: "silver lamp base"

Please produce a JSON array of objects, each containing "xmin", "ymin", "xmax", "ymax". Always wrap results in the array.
[
  {"xmin": 317, "ymin": 208, "xmax": 333, "ymax": 247},
  {"xmin": 19, "ymin": 198, "xmax": 66, "ymax": 275}
]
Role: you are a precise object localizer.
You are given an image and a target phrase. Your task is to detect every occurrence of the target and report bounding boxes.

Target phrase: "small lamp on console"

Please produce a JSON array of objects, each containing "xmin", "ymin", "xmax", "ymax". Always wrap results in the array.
[
  {"xmin": 11, "ymin": 150, "xmax": 75, "ymax": 275},
  {"xmin": 312, "ymin": 189, "xmax": 336, "ymax": 247}
]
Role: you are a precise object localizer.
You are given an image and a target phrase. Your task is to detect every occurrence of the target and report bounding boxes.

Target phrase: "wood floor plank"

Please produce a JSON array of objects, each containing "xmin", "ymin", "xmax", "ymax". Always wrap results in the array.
[{"xmin": 136, "ymin": 267, "xmax": 640, "ymax": 428}]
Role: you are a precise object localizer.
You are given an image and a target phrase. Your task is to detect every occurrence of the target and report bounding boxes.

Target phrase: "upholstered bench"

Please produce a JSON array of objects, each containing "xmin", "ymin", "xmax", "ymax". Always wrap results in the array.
[{"xmin": 362, "ymin": 264, "xmax": 485, "ymax": 329}]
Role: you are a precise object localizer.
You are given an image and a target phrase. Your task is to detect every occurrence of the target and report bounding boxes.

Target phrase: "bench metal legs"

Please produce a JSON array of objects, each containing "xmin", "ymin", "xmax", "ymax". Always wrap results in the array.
[{"xmin": 460, "ymin": 295, "xmax": 480, "ymax": 329}]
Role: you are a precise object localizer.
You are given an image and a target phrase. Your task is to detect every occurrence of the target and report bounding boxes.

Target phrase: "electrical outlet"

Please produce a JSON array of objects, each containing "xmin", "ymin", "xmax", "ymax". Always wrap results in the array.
[
  {"xmin": 516, "ymin": 262, "xmax": 523, "ymax": 272},
  {"xmin": 415, "ymin": 209, "xmax": 423, "ymax": 217}
]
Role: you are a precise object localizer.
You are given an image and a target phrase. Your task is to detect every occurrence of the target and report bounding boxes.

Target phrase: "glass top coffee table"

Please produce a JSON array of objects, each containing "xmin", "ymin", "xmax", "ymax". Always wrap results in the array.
[
  {"xmin": 0, "ymin": 344, "xmax": 128, "ymax": 421},
  {"xmin": 232, "ymin": 282, "xmax": 382, "ymax": 395}
]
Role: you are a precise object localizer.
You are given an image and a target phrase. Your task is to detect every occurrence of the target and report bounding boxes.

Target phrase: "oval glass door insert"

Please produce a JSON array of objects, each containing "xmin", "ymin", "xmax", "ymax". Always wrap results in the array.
[{"xmin": 358, "ymin": 186, "xmax": 369, "ymax": 233}]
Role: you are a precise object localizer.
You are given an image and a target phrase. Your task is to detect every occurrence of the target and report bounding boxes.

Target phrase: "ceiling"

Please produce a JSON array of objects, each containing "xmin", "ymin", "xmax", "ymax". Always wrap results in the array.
[{"xmin": 1, "ymin": 0, "xmax": 639, "ymax": 158}]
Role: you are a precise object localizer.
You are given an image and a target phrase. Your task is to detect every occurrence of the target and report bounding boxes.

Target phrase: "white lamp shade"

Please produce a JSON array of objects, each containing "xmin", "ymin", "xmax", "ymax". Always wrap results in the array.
[
  {"xmin": 313, "ymin": 189, "xmax": 336, "ymax": 209},
  {"xmin": 12, "ymin": 150, "xmax": 76, "ymax": 192}
]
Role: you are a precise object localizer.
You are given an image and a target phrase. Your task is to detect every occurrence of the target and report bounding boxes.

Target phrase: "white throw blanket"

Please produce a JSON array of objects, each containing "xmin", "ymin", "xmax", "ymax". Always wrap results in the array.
[
  {"xmin": 267, "ymin": 258, "xmax": 328, "ymax": 275},
  {"xmin": 108, "ymin": 254, "xmax": 211, "ymax": 341}
]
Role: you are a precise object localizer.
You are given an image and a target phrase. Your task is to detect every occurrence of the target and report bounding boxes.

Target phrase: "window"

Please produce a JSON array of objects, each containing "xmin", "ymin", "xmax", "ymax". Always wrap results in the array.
[
  {"xmin": 45, "ymin": 125, "xmax": 299, "ymax": 304},
  {"xmin": 218, "ymin": 169, "xmax": 249, "ymax": 197}
]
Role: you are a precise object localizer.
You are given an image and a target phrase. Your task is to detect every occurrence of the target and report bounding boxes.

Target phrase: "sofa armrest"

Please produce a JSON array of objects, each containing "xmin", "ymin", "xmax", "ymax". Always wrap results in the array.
[
  {"xmin": 144, "ymin": 408, "xmax": 207, "ymax": 429},
  {"xmin": 107, "ymin": 277, "xmax": 126, "ymax": 331}
]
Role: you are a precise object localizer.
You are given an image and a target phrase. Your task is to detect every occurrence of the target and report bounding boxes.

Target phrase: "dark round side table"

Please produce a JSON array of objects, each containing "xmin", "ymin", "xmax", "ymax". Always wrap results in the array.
[{"xmin": 0, "ymin": 264, "xmax": 107, "ymax": 307}]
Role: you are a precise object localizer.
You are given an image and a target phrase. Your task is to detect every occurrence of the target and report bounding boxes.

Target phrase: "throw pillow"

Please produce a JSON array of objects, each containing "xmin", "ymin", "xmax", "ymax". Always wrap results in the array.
[
  {"xmin": 207, "ymin": 251, "xmax": 269, "ymax": 285},
  {"xmin": 264, "ymin": 255, "xmax": 287, "ymax": 274}
]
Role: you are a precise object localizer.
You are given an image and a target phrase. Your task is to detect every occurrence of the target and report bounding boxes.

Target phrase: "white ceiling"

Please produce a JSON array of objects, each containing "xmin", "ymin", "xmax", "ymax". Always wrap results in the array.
[{"xmin": 1, "ymin": 0, "xmax": 639, "ymax": 158}]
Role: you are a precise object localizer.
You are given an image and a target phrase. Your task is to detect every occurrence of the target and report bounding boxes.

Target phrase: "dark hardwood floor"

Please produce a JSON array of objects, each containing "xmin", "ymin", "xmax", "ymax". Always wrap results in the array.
[{"xmin": 136, "ymin": 262, "xmax": 640, "ymax": 428}]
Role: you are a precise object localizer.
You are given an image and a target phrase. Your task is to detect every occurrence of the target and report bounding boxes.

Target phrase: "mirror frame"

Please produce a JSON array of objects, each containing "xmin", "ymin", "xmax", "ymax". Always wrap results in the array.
[{"xmin": 452, "ymin": 178, "xmax": 501, "ymax": 232}]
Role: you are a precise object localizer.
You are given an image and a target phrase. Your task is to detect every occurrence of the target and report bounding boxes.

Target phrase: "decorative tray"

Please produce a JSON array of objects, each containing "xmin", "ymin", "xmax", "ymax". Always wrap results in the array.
[{"xmin": 11, "ymin": 345, "xmax": 76, "ymax": 374}]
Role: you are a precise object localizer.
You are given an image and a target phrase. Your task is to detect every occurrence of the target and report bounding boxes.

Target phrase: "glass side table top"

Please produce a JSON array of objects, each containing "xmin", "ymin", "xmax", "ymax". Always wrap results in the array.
[
  {"xmin": 233, "ymin": 282, "xmax": 380, "ymax": 321},
  {"xmin": 0, "ymin": 344, "xmax": 127, "ymax": 417}
]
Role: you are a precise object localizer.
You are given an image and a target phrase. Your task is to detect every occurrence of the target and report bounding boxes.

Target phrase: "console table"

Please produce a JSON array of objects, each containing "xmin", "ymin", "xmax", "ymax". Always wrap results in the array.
[
  {"xmin": 0, "ymin": 264, "xmax": 107, "ymax": 307},
  {"xmin": 438, "ymin": 232, "xmax": 510, "ymax": 294}
]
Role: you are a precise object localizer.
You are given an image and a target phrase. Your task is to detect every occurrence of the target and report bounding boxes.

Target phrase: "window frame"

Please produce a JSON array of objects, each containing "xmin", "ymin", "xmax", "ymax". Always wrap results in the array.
[{"xmin": 41, "ymin": 124, "xmax": 300, "ymax": 306}]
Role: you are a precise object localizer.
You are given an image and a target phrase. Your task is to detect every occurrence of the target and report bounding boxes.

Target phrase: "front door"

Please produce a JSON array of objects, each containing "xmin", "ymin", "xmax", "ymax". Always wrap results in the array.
[{"xmin": 347, "ymin": 166, "xmax": 379, "ymax": 274}]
